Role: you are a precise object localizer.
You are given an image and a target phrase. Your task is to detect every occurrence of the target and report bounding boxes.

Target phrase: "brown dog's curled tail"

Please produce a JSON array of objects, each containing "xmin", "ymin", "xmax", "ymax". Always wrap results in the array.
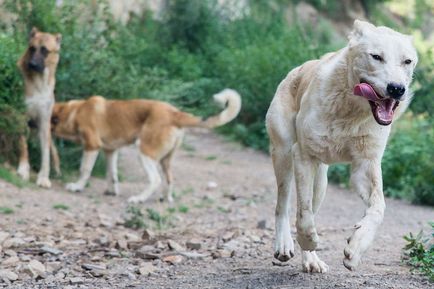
[{"xmin": 173, "ymin": 89, "xmax": 241, "ymax": 128}]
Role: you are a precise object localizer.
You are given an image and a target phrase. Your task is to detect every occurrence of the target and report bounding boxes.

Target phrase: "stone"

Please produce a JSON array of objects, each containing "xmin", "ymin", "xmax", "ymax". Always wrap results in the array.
[
  {"xmin": 257, "ymin": 219, "xmax": 267, "ymax": 229},
  {"xmin": 69, "ymin": 277, "xmax": 84, "ymax": 285},
  {"xmin": 142, "ymin": 229, "xmax": 155, "ymax": 241},
  {"xmin": 167, "ymin": 240, "xmax": 184, "ymax": 251},
  {"xmin": 40, "ymin": 245, "xmax": 63, "ymax": 255},
  {"xmin": 3, "ymin": 237, "xmax": 25, "ymax": 248},
  {"xmin": 0, "ymin": 269, "xmax": 18, "ymax": 281},
  {"xmin": 26, "ymin": 260, "xmax": 46, "ymax": 278},
  {"xmin": 186, "ymin": 239, "xmax": 201, "ymax": 250},
  {"xmin": 206, "ymin": 181, "xmax": 218, "ymax": 190},
  {"xmin": 222, "ymin": 231, "xmax": 235, "ymax": 242},
  {"xmin": 0, "ymin": 232, "xmax": 10, "ymax": 244},
  {"xmin": 2, "ymin": 256, "xmax": 19, "ymax": 267},
  {"xmin": 81, "ymin": 263, "xmax": 107, "ymax": 271},
  {"xmin": 162, "ymin": 255, "xmax": 183, "ymax": 264},
  {"xmin": 137, "ymin": 262, "xmax": 156, "ymax": 276},
  {"xmin": 115, "ymin": 239, "xmax": 128, "ymax": 250}
]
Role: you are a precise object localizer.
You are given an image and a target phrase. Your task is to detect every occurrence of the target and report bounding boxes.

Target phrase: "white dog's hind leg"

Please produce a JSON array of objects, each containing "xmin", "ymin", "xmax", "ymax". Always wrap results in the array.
[
  {"xmin": 104, "ymin": 150, "xmax": 119, "ymax": 196},
  {"xmin": 344, "ymin": 159, "xmax": 385, "ymax": 271},
  {"xmin": 271, "ymin": 146, "xmax": 295, "ymax": 262},
  {"xmin": 301, "ymin": 163, "xmax": 329, "ymax": 273},
  {"xmin": 128, "ymin": 154, "xmax": 161, "ymax": 204},
  {"xmin": 293, "ymin": 143, "xmax": 319, "ymax": 251},
  {"xmin": 36, "ymin": 117, "xmax": 52, "ymax": 188},
  {"xmin": 66, "ymin": 150, "xmax": 99, "ymax": 192}
]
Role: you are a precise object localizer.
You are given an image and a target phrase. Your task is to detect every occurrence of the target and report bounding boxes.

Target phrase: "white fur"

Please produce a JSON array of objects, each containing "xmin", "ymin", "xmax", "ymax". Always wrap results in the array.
[
  {"xmin": 66, "ymin": 150, "xmax": 99, "ymax": 192},
  {"xmin": 128, "ymin": 154, "xmax": 161, "ymax": 204},
  {"xmin": 266, "ymin": 20, "xmax": 417, "ymax": 272},
  {"xmin": 104, "ymin": 150, "xmax": 120, "ymax": 195}
]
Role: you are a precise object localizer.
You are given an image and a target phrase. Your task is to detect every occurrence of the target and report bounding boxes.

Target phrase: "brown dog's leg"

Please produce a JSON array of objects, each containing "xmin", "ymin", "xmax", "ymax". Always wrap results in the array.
[{"xmin": 17, "ymin": 135, "xmax": 30, "ymax": 181}]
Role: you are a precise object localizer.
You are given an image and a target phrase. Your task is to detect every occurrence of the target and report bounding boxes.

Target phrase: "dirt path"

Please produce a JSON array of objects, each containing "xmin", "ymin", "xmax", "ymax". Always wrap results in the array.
[{"xmin": 0, "ymin": 130, "xmax": 433, "ymax": 288}]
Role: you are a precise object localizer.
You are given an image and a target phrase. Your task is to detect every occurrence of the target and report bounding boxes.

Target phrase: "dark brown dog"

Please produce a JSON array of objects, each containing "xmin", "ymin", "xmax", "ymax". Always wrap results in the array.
[{"xmin": 17, "ymin": 27, "xmax": 61, "ymax": 187}]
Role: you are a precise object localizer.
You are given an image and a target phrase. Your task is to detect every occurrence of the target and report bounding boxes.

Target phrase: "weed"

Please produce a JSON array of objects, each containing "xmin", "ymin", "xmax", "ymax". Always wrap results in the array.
[
  {"xmin": 124, "ymin": 206, "xmax": 147, "ymax": 229},
  {"xmin": 0, "ymin": 207, "xmax": 14, "ymax": 214},
  {"xmin": 403, "ymin": 222, "xmax": 434, "ymax": 282},
  {"xmin": 52, "ymin": 203, "xmax": 69, "ymax": 210}
]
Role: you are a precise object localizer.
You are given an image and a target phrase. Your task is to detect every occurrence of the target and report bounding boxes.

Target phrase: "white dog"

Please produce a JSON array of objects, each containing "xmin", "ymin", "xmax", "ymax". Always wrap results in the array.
[{"xmin": 266, "ymin": 20, "xmax": 417, "ymax": 272}]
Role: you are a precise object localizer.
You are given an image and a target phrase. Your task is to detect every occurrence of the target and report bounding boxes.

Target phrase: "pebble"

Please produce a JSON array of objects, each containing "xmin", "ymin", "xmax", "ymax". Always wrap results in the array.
[
  {"xmin": 257, "ymin": 219, "xmax": 267, "ymax": 229},
  {"xmin": 26, "ymin": 260, "xmax": 46, "ymax": 278},
  {"xmin": 162, "ymin": 255, "xmax": 183, "ymax": 264},
  {"xmin": 167, "ymin": 240, "xmax": 184, "ymax": 251},
  {"xmin": 2, "ymin": 256, "xmax": 19, "ymax": 266},
  {"xmin": 3, "ymin": 237, "xmax": 25, "ymax": 248},
  {"xmin": 69, "ymin": 277, "xmax": 84, "ymax": 285},
  {"xmin": 0, "ymin": 232, "xmax": 10, "ymax": 244},
  {"xmin": 137, "ymin": 262, "xmax": 157, "ymax": 276},
  {"xmin": 206, "ymin": 181, "xmax": 218, "ymax": 190},
  {"xmin": 40, "ymin": 245, "xmax": 63, "ymax": 255},
  {"xmin": 186, "ymin": 239, "xmax": 201, "ymax": 250},
  {"xmin": 0, "ymin": 269, "xmax": 18, "ymax": 281},
  {"xmin": 142, "ymin": 229, "xmax": 155, "ymax": 241}
]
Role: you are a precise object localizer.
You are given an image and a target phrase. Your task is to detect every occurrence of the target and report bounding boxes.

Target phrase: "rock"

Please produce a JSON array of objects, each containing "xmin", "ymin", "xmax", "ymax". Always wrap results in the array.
[
  {"xmin": 142, "ymin": 229, "xmax": 155, "ymax": 241},
  {"xmin": 155, "ymin": 241, "xmax": 166, "ymax": 250},
  {"xmin": 137, "ymin": 262, "xmax": 156, "ymax": 276},
  {"xmin": 96, "ymin": 236, "xmax": 110, "ymax": 246},
  {"xmin": 222, "ymin": 231, "xmax": 235, "ymax": 242},
  {"xmin": 135, "ymin": 247, "xmax": 160, "ymax": 260},
  {"xmin": 46, "ymin": 262, "xmax": 62, "ymax": 273},
  {"xmin": 0, "ymin": 269, "xmax": 18, "ymax": 281},
  {"xmin": 40, "ymin": 245, "xmax": 63, "ymax": 255},
  {"xmin": 0, "ymin": 232, "xmax": 10, "ymax": 244},
  {"xmin": 69, "ymin": 277, "xmax": 84, "ymax": 285},
  {"xmin": 3, "ymin": 237, "xmax": 25, "ymax": 248},
  {"xmin": 26, "ymin": 260, "xmax": 46, "ymax": 278},
  {"xmin": 124, "ymin": 232, "xmax": 141, "ymax": 242},
  {"xmin": 186, "ymin": 239, "xmax": 202, "ymax": 250},
  {"xmin": 2, "ymin": 256, "xmax": 19, "ymax": 267},
  {"xmin": 211, "ymin": 249, "xmax": 233, "ymax": 259},
  {"xmin": 105, "ymin": 249, "xmax": 121, "ymax": 258},
  {"xmin": 206, "ymin": 181, "xmax": 218, "ymax": 190},
  {"xmin": 4, "ymin": 249, "xmax": 16, "ymax": 256},
  {"xmin": 167, "ymin": 240, "xmax": 184, "ymax": 251},
  {"xmin": 178, "ymin": 251, "xmax": 207, "ymax": 259},
  {"xmin": 81, "ymin": 263, "xmax": 107, "ymax": 271},
  {"xmin": 257, "ymin": 219, "xmax": 267, "ymax": 229},
  {"xmin": 162, "ymin": 255, "xmax": 183, "ymax": 264},
  {"xmin": 115, "ymin": 239, "xmax": 128, "ymax": 250},
  {"xmin": 98, "ymin": 213, "xmax": 113, "ymax": 228}
]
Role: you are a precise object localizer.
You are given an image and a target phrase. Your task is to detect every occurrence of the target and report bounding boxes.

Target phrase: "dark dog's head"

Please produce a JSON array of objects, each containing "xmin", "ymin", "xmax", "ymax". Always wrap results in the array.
[{"xmin": 24, "ymin": 27, "xmax": 62, "ymax": 73}]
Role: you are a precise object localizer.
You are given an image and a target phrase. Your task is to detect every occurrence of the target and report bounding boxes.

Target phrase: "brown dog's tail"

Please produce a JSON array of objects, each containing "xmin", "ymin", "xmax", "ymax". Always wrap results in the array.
[{"xmin": 173, "ymin": 89, "xmax": 241, "ymax": 128}]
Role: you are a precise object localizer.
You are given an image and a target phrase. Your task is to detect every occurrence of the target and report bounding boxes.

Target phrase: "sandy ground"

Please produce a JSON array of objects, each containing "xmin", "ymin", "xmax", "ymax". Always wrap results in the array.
[{"xmin": 0, "ymin": 129, "xmax": 433, "ymax": 288}]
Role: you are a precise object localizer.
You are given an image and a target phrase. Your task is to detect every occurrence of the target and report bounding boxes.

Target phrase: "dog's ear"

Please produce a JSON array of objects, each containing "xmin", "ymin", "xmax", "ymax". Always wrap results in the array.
[
  {"xmin": 55, "ymin": 33, "xmax": 62, "ymax": 50},
  {"xmin": 349, "ymin": 19, "xmax": 376, "ymax": 40},
  {"xmin": 29, "ymin": 27, "xmax": 39, "ymax": 40}
]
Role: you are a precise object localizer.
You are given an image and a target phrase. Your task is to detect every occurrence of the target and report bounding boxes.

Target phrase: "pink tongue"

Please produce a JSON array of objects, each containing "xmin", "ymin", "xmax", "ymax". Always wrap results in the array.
[
  {"xmin": 354, "ymin": 83, "xmax": 396, "ymax": 123},
  {"xmin": 353, "ymin": 83, "xmax": 379, "ymax": 101}
]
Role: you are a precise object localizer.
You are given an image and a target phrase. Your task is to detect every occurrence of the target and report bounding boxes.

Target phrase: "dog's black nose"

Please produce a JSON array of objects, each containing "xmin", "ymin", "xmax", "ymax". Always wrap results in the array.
[{"xmin": 387, "ymin": 83, "xmax": 405, "ymax": 99}]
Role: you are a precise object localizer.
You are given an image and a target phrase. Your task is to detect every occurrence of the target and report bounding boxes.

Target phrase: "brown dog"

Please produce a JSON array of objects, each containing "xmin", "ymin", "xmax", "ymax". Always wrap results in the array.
[
  {"xmin": 17, "ymin": 27, "xmax": 61, "ymax": 188},
  {"xmin": 51, "ymin": 89, "xmax": 241, "ymax": 203}
]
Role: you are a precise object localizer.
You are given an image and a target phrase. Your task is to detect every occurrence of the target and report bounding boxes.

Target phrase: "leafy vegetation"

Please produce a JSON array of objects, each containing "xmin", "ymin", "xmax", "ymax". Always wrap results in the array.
[
  {"xmin": 0, "ymin": 0, "xmax": 432, "ymax": 205},
  {"xmin": 403, "ymin": 222, "xmax": 434, "ymax": 282}
]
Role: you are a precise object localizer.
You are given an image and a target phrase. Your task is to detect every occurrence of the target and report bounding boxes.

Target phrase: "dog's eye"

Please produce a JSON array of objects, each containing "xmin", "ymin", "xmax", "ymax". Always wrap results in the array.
[
  {"xmin": 370, "ymin": 54, "xmax": 383, "ymax": 62},
  {"xmin": 40, "ymin": 46, "xmax": 49, "ymax": 56},
  {"xmin": 404, "ymin": 59, "xmax": 412, "ymax": 65}
]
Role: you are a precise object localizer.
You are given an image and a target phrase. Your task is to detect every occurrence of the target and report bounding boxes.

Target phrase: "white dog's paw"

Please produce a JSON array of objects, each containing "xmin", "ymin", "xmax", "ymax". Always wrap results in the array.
[
  {"xmin": 274, "ymin": 223, "xmax": 295, "ymax": 262},
  {"xmin": 343, "ymin": 223, "xmax": 367, "ymax": 271},
  {"xmin": 302, "ymin": 251, "xmax": 329, "ymax": 273},
  {"xmin": 65, "ymin": 182, "xmax": 84, "ymax": 192},
  {"xmin": 36, "ymin": 175, "xmax": 51, "ymax": 188},
  {"xmin": 128, "ymin": 194, "xmax": 147, "ymax": 204},
  {"xmin": 17, "ymin": 163, "xmax": 30, "ymax": 181}
]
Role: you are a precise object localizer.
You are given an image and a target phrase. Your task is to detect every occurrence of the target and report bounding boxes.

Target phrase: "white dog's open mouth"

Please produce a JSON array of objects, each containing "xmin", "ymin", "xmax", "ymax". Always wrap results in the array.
[{"xmin": 353, "ymin": 82, "xmax": 399, "ymax": 126}]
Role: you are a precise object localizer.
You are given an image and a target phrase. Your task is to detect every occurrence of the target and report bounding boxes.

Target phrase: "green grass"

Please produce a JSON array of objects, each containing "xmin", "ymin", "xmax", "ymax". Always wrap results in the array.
[
  {"xmin": 403, "ymin": 222, "xmax": 434, "ymax": 282},
  {"xmin": 205, "ymin": 155, "xmax": 217, "ymax": 161},
  {"xmin": 0, "ymin": 207, "xmax": 14, "ymax": 214},
  {"xmin": 52, "ymin": 203, "xmax": 69, "ymax": 210},
  {"xmin": 0, "ymin": 166, "xmax": 25, "ymax": 188},
  {"xmin": 124, "ymin": 206, "xmax": 147, "ymax": 229}
]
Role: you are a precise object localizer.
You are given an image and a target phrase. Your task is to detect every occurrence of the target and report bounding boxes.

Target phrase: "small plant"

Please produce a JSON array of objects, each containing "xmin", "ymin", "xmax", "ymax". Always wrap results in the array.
[
  {"xmin": 403, "ymin": 222, "xmax": 434, "ymax": 282},
  {"xmin": 124, "ymin": 206, "xmax": 147, "ymax": 229},
  {"xmin": 205, "ymin": 155, "xmax": 217, "ymax": 161},
  {"xmin": 0, "ymin": 207, "xmax": 14, "ymax": 214},
  {"xmin": 146, "ymin": 208, "xmax": 173, "ymax": 230},
  {"xmin": 178, "ymin": 204, "xmax": 189, "ymax": 213},
  {"xmin": 0, "ymin": 166, "xmax": 25, "ymax": 188},
  {"xmin": 52, "ymin": 203, "xmax": 69, "ymax": 210}
]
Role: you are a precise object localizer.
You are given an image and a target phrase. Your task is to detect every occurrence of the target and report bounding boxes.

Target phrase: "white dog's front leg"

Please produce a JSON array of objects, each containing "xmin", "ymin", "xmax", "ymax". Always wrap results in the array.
[
  {"xmin": 293, "ymin": 143, "xmax": 319, "ymax": 251},
  {"xmin": 36, "ymin": 118, "xmax": 52, "ymax": 188},
  {"xmin": 344, "ymin": 159, "xmax": 385, "ymax": 271},
  {"xmin": 271, "ymin": 146, "xmax": 295, "ymax": 262},
  {"xmin": 17, "ymin": 136, "xmax": 30, "ymax": 181},
  {"xmin": 66, "ymin": 150, "xmax": 99, "ymax": 192},
  {"xmin": 104, "ymin": 150, "xmax": 119, "ymax": 196}
]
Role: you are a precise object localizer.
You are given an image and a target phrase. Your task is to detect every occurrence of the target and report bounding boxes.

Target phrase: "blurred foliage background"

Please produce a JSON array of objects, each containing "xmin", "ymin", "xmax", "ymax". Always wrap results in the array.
[{"xmin": 0, "ymin": 0, "xmax": 432, "ymax": 205}]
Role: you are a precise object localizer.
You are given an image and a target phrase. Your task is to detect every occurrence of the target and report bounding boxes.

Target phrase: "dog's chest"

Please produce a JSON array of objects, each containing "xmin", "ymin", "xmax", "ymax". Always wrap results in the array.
[
  {"xmin": 302, "ymin": 120, "xmax": 387, "ymax": 164},
  {"xmin": 25, "ymin": 92, "xmax": 54, "ymax": 120}
]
